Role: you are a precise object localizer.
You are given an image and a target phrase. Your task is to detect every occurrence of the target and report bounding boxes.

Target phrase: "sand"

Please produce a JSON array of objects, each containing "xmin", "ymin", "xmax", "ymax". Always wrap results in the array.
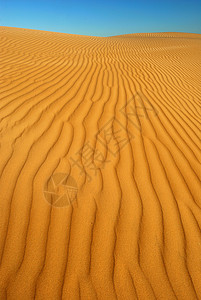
[{"xmin": 0, "ymin": 26, "xmax": 201, "ymax": 299}]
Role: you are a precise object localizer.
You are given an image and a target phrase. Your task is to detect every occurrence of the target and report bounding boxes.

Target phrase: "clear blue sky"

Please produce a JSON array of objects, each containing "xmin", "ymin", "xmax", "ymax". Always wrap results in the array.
[{"xmin": 0, "ymin": 0, "xmax": 201, "ymax": 36}]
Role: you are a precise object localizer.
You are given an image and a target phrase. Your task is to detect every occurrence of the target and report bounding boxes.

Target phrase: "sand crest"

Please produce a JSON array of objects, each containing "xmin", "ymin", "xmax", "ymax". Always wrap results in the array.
[{"xmin": 0, "ymin": 27, "xmax": 201, "ymax": 299}]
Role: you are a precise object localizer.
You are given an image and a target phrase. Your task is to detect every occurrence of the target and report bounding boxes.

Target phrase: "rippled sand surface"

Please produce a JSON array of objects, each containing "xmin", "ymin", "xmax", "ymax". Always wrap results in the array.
[{"xmin": 0, "ymin": 27, "xmax": 201, "ymax": 299}]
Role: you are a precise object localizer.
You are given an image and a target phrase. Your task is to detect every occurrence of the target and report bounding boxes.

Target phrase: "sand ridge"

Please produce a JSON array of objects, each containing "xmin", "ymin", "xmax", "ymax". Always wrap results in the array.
[{"xmin": 0, "ymin": 26, "xmax": 201, "ymax": 299}]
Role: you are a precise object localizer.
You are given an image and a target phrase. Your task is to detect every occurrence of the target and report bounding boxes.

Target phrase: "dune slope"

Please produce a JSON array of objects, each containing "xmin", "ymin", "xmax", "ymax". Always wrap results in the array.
[{"xmin": 0, "ymin": 27, "xmax": 201, "ymax": 299}]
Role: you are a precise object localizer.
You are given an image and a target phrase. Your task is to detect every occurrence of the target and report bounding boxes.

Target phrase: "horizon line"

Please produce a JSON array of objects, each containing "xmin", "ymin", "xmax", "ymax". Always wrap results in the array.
[{"xmin": 1, "ymin": 25, "xmax": 201, "ymax": 38}]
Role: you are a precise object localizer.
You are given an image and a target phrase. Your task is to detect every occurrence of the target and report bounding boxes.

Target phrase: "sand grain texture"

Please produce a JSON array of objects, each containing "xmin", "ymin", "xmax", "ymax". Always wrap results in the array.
[{"xmin": 0, "ymin": 27, "xmax": 201, "ymax": 299}]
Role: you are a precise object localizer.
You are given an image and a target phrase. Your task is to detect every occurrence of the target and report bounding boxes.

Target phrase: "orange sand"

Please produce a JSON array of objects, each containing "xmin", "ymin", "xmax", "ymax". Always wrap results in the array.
[{"xmin": 0, "ymin": 27, "xmax": 201, "ymax": 299}]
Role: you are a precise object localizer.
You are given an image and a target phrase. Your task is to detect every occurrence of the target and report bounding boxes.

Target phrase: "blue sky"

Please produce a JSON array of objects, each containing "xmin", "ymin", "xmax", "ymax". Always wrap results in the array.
[{"xmin": 0, "ymin": 0, "xmax": 201, "ymax": 36}]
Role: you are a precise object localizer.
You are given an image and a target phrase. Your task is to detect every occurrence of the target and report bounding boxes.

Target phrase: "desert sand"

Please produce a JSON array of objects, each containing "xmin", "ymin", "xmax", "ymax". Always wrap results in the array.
[{"xmin": 0, "ymin": 27, "xmax": 201, "ymax": 299}]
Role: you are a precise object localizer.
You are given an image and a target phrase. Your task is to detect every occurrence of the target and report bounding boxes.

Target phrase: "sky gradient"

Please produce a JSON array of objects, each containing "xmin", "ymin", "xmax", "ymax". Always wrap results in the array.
[{"xmin": 0, "ymin": 0, "xmax": 201, "ymax": 36}]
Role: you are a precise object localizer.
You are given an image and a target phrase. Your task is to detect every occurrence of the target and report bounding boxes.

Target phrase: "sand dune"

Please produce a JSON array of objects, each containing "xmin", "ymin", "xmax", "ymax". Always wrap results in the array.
[{"xmin": 0, "ymin": 26, "xmax": 201, "ymax": 299}]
